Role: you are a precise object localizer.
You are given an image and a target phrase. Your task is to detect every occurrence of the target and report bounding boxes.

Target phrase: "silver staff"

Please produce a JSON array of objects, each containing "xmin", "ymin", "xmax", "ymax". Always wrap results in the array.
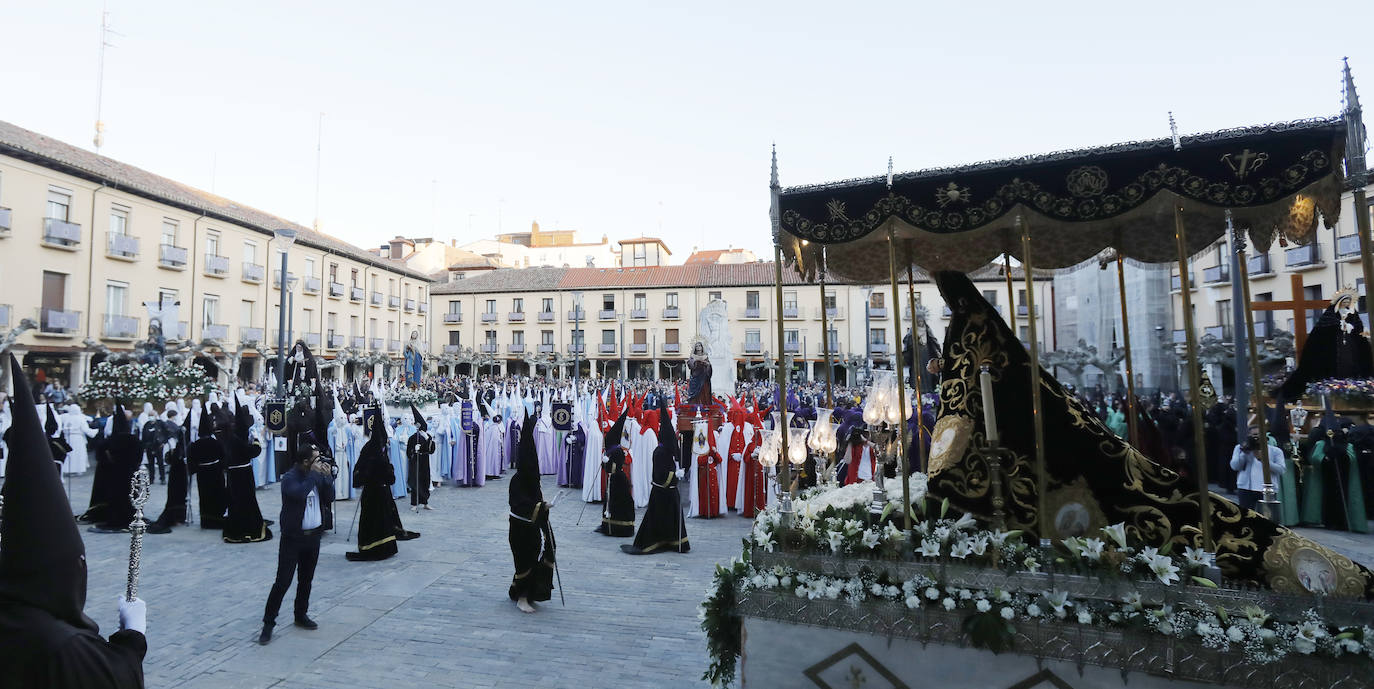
[{"xmin": 126, "ymin": 465, "xmax": 151, "ymax": 601}]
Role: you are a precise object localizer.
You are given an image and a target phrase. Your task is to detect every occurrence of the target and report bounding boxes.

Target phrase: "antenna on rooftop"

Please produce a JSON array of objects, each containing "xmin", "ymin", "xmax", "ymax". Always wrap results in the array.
[
  {"xmin": 313, "ymin": 113, "xmax": 324, "ymax": 231},
  {"xmin": 93, "ymin": 1, "xmax": 120, "ymax": 153}
]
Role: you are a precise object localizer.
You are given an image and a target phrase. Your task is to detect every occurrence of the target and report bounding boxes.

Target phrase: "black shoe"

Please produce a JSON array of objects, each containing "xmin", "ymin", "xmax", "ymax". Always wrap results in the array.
[
  {"xmin": 257, "ymin": 625, "xmax": 273, "ymax": 645},
  {"xmin": 146, "ymin": 523, "xmax": 172, "ymax": 535},
  {"xmin": 294, "ymin": 616, "xmax": 318, "ymax": 630}
]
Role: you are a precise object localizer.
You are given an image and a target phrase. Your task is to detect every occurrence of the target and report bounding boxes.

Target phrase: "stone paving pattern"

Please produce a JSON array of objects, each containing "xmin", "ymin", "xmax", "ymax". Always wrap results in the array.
[
  {"xmin": 73, "ymin": 471, "xmax": 751, "ymax": 689},
  {"xmin": 68, "ymin": 473, "xmax": 1374, "ymax": 689}
]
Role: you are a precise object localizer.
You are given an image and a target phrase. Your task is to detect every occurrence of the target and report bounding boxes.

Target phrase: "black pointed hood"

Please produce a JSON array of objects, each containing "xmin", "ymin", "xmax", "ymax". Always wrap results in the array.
[
  {"xmin": 0, "ymin": 355, "xmax": 95, "ymax": 631},
  {"xmin": 44, "ymin": 403, "xmax": 59, "ymax": 437},
  {"xmin": 605, "ymin": 409, "xmax": 628, "ymax": 450},
  {"xmin": 411, "ymin": 403, "xmax": 427, "ymax": 432},
  {"xmin": 516, "ymin": 410, "xmax": 538, "ymax": 476},
  {"xmin": 656, "ymin": 399, "xmax": 677, "ymax": 461},
  {"xmin": 110, "ymin": 399, "xmax": 131, "ymax": 436}
]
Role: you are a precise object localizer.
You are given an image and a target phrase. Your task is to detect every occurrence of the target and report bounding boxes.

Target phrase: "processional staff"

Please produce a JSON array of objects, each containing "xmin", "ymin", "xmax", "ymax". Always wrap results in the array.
[{"xmin": 126, "ymin": 465, "xmax": 151, "ymax": 601}]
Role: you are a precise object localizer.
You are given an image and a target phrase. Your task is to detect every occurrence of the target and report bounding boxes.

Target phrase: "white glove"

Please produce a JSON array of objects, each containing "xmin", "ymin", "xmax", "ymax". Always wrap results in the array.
[
  {"xmin": 118, "ymin": 596, "xmax": 147, "ymax": 634},
  {"xmin": 675, "ymin": 468, "xmax": 685, "ymax": 479}
]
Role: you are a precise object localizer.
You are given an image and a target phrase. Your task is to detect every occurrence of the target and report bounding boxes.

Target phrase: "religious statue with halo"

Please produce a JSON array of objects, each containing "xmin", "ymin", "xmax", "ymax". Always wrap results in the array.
[
  {"xmin": 1277, "ymin": 287, "xmax": 1374, "ymax": 400},
  {"xmin": 686, "ymin": 336, "xmax": 713, "ymax": 406},
  {"xmin": 404, "ymin": 329, "xmax": 424, "ymax": 388}
]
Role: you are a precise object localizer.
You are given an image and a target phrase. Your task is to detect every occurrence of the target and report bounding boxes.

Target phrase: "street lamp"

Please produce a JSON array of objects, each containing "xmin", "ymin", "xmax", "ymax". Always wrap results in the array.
[
  {"xmin": 571, "ymin": 291, "xmax": 584, "ymax": 385},
  {"xmin": 273, "ymin": 228, "xmax": 297, "ymax": 397},
  {"xmin": 617, "ymin": 311, "xmax": 627, "ymax": 380},
  {"xmin": 862, "ymin": 285, "xmax": 874, "ymax": 387}
]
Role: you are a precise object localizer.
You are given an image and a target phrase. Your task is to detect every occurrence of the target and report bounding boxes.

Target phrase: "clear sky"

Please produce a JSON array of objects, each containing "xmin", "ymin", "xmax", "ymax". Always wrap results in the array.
[{"xmin": 2, "ymin": 1, "xmax": 1369, "ymax": 260}]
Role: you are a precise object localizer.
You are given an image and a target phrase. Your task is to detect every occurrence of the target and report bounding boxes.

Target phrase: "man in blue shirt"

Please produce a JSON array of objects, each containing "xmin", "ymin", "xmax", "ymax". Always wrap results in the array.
[{"xmin": 259, "ymin": 433, "xmax": 335, "ymax": 645}]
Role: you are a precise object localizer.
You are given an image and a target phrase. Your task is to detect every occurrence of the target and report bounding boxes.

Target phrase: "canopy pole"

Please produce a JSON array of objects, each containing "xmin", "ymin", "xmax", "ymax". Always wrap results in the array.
[
  {"xmin": 886, "ymin": 226, "xmax": 913, "ymax": 530},
  {"xmin": 1004, "ymin": 254, "xmax": 1017, "ymax": 332},
  {"xmin": 819, "ymin": 246, "xmax": 835, "ymax": 408},
  {"xmin": 1355, "ymin": 188, "xmax": 1374, "ymax": 366},
  {"xmin": 773, "ymin": 243, "xmax": 792, "ymax": 498},
  {"xmin": 1230, "ymin": 211, "xmax": 1276, "ymax": 520},
  {"xmin": 1115, "ymin": 254, "xmax": 1139, "ymax": 448},
  {"xmin": 1019, "ymin": 217, "xmax": 1048, "ymax": 544},
  {"xmin": 906, "ymin": 259, "xmax": 927, "ymax": 475},
  {"xmin": 1172, "ymin": 204, "xmax": 1215, "ymax": 553}
]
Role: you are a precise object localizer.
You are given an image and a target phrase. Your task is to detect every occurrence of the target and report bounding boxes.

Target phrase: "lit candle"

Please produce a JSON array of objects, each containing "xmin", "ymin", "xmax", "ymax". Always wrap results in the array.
[{"xmin": 980, "ymin": 364, "xmax": 999, "ymax": 447}]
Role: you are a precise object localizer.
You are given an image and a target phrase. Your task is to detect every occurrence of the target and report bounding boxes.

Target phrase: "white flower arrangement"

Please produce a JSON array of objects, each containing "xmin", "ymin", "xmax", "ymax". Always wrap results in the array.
[{"xmin": 80, "ymin": 360, "xmax": 215, "ymax": 404}]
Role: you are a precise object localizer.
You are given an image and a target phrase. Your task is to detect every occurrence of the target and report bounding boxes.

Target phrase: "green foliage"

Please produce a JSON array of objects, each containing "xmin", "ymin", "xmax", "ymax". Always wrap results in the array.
[{"xmin": 701, "ymin": 548, "xmax": 752, "ymax": 688}]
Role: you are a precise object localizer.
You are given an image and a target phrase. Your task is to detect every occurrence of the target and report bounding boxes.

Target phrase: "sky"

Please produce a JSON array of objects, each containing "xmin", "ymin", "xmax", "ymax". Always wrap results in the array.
[{"xmin": 2, "ymin": 1, "xmax": 1371, "ymax": 260}]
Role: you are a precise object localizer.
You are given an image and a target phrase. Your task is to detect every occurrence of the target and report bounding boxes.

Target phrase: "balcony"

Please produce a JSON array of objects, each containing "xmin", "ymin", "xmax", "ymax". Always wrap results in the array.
[
  {"xmin": 1204, "ymin": 325, "xmax": 1231, "ymax": 340},
  {"xmin": 480, "ymin": 313, "xmax": 498, "ymax": 323},
  {"xmin": 1253, "ymin": 319, "xmax": 1274, "ymax": 338},
  {"xmin": 328, "ymin": 281, "xmax": 345, "ymax": 298},
  {"xmin": 204, "ymin": 254, "xmax": 230, "ymax": 277},
  {"xmin": 744, "ymin": 342, "xmax": 762, "ymax": 354},
  {"xmin": 741, "ymin": 307, "xmax": 762, "ymax": 319},
  {"xmin": 663, "ymin": 343, "xmax": 681, "ymax": 354},
  {"xmin": 388, "ymin": 295, "xmax": 401, "ymax": 309},
  {"xmin": 240, "ymin": 327, "xmax": 264, "ymax": 345},
  {"xmin": 0, "ymin": 305, "xmax": 11, "ymax": 328},
  {"xmin": 418, "ymin": 302, "xmax": 428, "ymax": 314},
  {"xmin": 662, "ymin": 307, "xmax": 680, "ymax": 320},
  {"xmin": 630, "ymin": 343, "xmax": 648, "ymax": 355},
  {"xmin": 304, "ymin": 332, "xmax": 321, "ymax": 348},
  {"xmin": 1248, "ymin": 254, "xmax": 1272, "ymax": 276},
  {"xmin": 598, "ymin": 343, "xmax": 617, "ymax": 354},
  {"xmin": 42, "ymin": 218, "xmax": 83, "ymax": 248},
  {"xmin": 598, "ymin": 309, "xmax": 617, "ymax": 321},
  {"xmin": 782, "ymin": 306, "xmax": 800, "ymax": 319},
  {"xmin": 159, "ymin": 244, "xmax": 188, "ymax": 270},
  {"xmin": 369, "ymin": 291, "xmax": 383, "ymax": 306},
  {"xmin": 242, "ymin": 262, "xmax": 265, "ymax": 284},
  {"xmin": 370, "ymin": 337, "xmax": 384, "ymax": 350},
  {"xmin": 1202, "ymin": 265, "xmax": 1229, "ymax": 285},
  {"xmin": 508, "ymin": 311, "xmax": 525, "ymax": 323},
  {"xmin": 202, "ymin": 324, "xmax": 228, "ymax": 341},
  {"xmin": 481, "ymin": 343, "xmax": 499, "ymax": 354},
  {"xmin": 814, "ymin": 306, "xmax": 844, "ymax": 320},
  {"xmin": 867, "ymin": 306, "xmax": 887, "ymax": 318},
  {"xmin": 1285, "ymin": 243, "xmax": 1321, "ymax": 269},
  {"xmin": 868, "ymin": 342, "xmax": 889, "ymax": 356},
  {"xmin": 1170, "ymin": 272, "xmax": 1194, "ymax": 291},
  {"xmin": 821, "ymin": 341, "xmax": 843, "ymax": 355},
  {"xmin": 1016, "ymin": 304, "xmax": 1040, "ymax": 317},
  {"xmin": 102, "ymin": 314, "xmax": 139, "ymax": 340},
  {"xmin": 568, "ymin": 344, "xmax": 586, "ymax": 354},
  {"xmin": 0, "ymin": 207, "xmax": 10, "ymax": 233},
  {"xmin": 328, "ymin": 334, "xmax": 344, "ymax": 349},
  {"xmin": 507, "ymin": 343, "xmax": 526, "ymax": 354},
  {"xmin": 350, "ymin": 336, "xmax": 365, "ymax": 348},
  {"xmin": 567, "ymin": 308, "xmax": 587, "ymax": 321},
  {"xmin": 538, "ymin": 343, "xmax": 555, "ymax": 354},
  {"xmin": 443, "ymin": 344, "xmax": 463, "ymax": 354},
  {"xmin": 784, "ymin": 341, "xmax": 802, "ymax": 354},
  {"xmin": 37, "ymin": 308, "xmax": 80, "ymax": 336},
  {"xmin": 388, "ymin": 339, "xmax": 401, "ymax": 352},
  {"xmin": 106, "ymin": 232, "xmax": 140, "ymax": 260},
  {"xmin": 303, "ymin": 277, "xmax": 322, "ymax": 295},
  {"xmin": 350, "ymin": 286, "xmax": 364, "ymax": 302},
  {"xmin": 630, "ymin": 309, "xmax": 648, "ymax": 320},
  {"xmin": 443, "ymin": 312, "xmax": 463, "ymax": 324},
  {"xmin": 404, "ymin": 298, "xmax": 416, "ymax": 312},
  {"xmin": 1338, "ymin": 234, "xmax": 1362, "ymax": 260},
  {"xmin": 171, "ymin": 322, "xmax": 189, "ymax": 341},
  {"xmin": 1172, "ymin": 329, "xmax": 1187, "ymax": 344},
  {"xmin": 537, "ymin": 311, "xmax": 555, "ymax": 323}
]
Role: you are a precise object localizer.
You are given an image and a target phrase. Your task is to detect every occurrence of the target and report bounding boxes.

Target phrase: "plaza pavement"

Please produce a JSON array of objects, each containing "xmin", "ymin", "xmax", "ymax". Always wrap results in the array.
[{"xmin": 72, "ymin": 471, "xmax": 752, "ymax": 689}]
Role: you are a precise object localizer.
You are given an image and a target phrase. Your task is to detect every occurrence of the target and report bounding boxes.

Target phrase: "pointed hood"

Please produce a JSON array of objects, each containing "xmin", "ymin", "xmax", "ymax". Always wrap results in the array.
[
  {"xmin": 605, "ymin": 408, "xmax": 629, "ymax": 450},
  {"xmin": 411, "ymin": 403, "xmax": 427, "ymax": 432},
  {"xmin": 111, "ymin": 399, "xmax": 132, "ymax": 436},
  {"xmin": 656, "ymin": 399, "xmax": 678, "ymax": 461},
  {"xmin": 0, "ymin": 355, "xmax": 95, "ymax": 631},
  {"xmin": 516, "ymin": 410, "xmax": 538, "ymax": 476},
  {"xmin": 44, "ymin": 403, "xmax": 60, "ymax": 437}
]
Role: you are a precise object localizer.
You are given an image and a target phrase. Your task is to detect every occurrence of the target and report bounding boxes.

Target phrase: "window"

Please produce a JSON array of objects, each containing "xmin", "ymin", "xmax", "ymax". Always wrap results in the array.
[
  {"xmin": 350, "ymin": 268, "xmax": 359, "ymax": 287},
  {"xmin": 870, "ymin": 328, "xmax": 886, "ymax": 344},
  {"xmin": 666, "ymin": 292, "xmax": 679, "ymax": 308},
  {"xmin": 709, "ymin": 291, "xmax": 722, "ymax": 301},
  {"xmin": 328, "ymin": 263, "xmax": 338, "ymax": 282},
  {"xmin": 869, "ymin": 292, "xmax": 884, "ymax": 308},
  {"xmin": 109, "ymin": 206, "xmax": 129, "ymax": 235},
  {"xmin": 105, "ymin": 281, "xmax": 129, "ymax": 317},
  {"xmin": 304, "ymin": 257, "xmax": 316, "ymax": 279},
  {"xmin": 746, "ymin": 291, "xmax": 760, "ymax": 310},
  {"xmin": 485, "ymin": 330, "xmax": 497, "ymax": 346},
  {"xmin": 512, "ymin": 331, "xmax": 525, "ymax": 346},
  {"xmin": 1304, "ymin": 285, "xmax": 1324, "ymax": 329},
  {"xmin": 1020, "ymin": 326, "xmax": 1030, "ymax": 342},
  {"xmin": 571, "ymin": 329, "xmax": 585, "ymax": 346},
  {"xmin": 47, "ymin": 189, "xmax": 71, "ymax": 221},
  {"xmin": 157, "ymin": 289, "xmax": 178, "ymax": 311},
  {"xmin": 350, "ymin": 315, "xmax": 359, "ymax": 336},
  {"xmin": 303, "ymin": 308, "xmax": 315, "ymax": 333},
  {"xmin": 1216, "ymin": 300, "xmax": 1232, "ymax": 332},
  {"xmin": 982, "ymin": 289, "xmax": 998, "ymax": 305},
  {"xmin": 327, "ymin": 312, "xmax": 337, "ymax": 337},
  {"xmin": 665, "ymin": 328, "xmax": 679, "ymax": 344},
  {"xmin": 827, "ymin": 328, "xmax": 840, "ymax": 345},
  {"xmin": 541, "ymin": 330, "xmax": 554, "ymax": 345},
  {"xmin": 243, "ymin": 241, "xmax": 257, "ymax": 264},
  {"xmin": 161, "ymin": 219, "xmax": 178, "ymax": 247},
  {"xmin": 633, "ymin": 328, "xmax": 647, "ymax": 344},
  {"xmin": 602, "ymin": 294, "xmax": 615, "ymax": 310},
  {"xmin": 388, "ymin": 278, "xmax": 396, "ymax": 296},
  {"xmin": 784, "ymin": 329, "xmax": 799, "ymax": 345},
  {"xmin": 633, "ymin": 293, "xmax": 646, "ymax": 311},
  {"xmin": 1017, "ymin": 289, "xmax": 1027, "ymax": 307},
  {"xmin": 542, "ymin": 297, "xmax": 554, "ymax": 313},
  {"xmin": 369, "ymin": 317, "xmax": 377, "ymax": 336},
  {"xmin": 745, "ymin": 330, "xmax": 762, "ymax": 345},
  {"xmin": 632, "ymin": 243, "xmax": 647, "ymax": 266},
  {"xmin": 241, "ymin": 300, "xmax": 255, "ymax": 325},
  {"xmin": 387, "ymin": 321, "xmax": 395, "ymax": 341},
  {"xmin": 448, "ymin": 300, "xmax": 461, "ymax": 315},
  {"xmin": 205, "ymin": 231, "xmax": 220, "ymax": 257},
  {"xmin": 602, "ymin": 329, "xmax": 616, "ymax": 344},
  {"xmin": 486, "ymin": 299, "xmax": 496, "ymax": 314},
  {"xmin": 202, "ymin": 295, "xmax": 219, "ymax": 326},
  {"xmin": 783, "ymin": 291, "xmax": 797, "ymax": 310},
  {"xmin": 448, "ymin": 331, "xmax": 461, "ymax": 346},
  {"xmin": 512, "ymin": 297, "xmax": 524, "ymax": 313},
  {"xmin": 823, "ymin": 290, "xmax": 836, "ymax": 311}
]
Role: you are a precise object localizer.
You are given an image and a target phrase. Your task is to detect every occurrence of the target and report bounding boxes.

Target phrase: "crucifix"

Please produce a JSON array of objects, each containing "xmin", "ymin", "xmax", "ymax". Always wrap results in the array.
[{"xmin": 1248, "ymin": 274, "xmax": 1329, "ymax": 357}]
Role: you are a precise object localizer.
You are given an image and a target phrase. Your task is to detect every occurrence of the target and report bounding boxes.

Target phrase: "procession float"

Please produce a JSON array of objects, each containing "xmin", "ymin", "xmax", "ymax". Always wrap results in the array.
[{"xmin": 702, "ymin": 62, "xmax": 1374, "ymax": 689}]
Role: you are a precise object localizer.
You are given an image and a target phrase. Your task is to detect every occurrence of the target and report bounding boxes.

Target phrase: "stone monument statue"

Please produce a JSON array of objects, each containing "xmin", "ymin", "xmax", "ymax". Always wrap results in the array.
[{"xmin": 697, "ymin": 298, "xmax": 735, "ymax": 396}]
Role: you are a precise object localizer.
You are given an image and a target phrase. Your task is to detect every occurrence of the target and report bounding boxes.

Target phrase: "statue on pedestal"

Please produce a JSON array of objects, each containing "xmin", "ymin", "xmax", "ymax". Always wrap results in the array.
[
  {"xmin": 1278, "ymin": 288, "xmax": 1374, "ymax": 400},
  {"xmin": 404, "ymin": 330, "xmax": 424, "ymax": 387},
  {"xmin": 697, "ymin": 298, "xmax": 734, "ymax": 397}
]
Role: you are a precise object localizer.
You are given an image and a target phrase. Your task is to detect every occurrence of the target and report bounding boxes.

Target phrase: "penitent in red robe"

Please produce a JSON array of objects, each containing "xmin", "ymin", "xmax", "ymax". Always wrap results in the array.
[
  {"xmin": 739, "ymin": 436, "xmax": 767, "ymax": 518},
  {"xmin": 696, "ymin": 448, "xmax": 723, "ymax": 518}
]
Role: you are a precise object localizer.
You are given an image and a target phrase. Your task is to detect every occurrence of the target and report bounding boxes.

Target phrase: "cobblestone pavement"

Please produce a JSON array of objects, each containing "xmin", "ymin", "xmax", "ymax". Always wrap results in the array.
[
  {"xmin": 71, "ymin": 471, "xmax": 752, "ymax": 689},
  {"xmin": 69, "ymin": 472, "xmax": 1374, "ymax": 689}
]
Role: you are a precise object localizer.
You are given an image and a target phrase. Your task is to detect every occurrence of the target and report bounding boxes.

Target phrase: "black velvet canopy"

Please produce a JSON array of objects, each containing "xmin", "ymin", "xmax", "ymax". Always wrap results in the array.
[{"xmin": 776, "ymin": 118, "xmax": 1348, "ymax": 281}]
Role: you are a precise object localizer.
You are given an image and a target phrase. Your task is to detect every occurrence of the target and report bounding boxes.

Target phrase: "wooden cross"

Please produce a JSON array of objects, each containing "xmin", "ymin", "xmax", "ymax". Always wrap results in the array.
[{"xmin": 1249, "ymin": 274, "xmax": 1330, "ymax": 357}]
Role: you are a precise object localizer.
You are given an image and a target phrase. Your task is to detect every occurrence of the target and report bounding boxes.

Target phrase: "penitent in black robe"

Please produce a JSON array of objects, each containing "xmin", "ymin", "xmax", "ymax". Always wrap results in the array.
[
  {"xmin": 406, "ymin": 431, "xmax": 435, "ymax": 507},
  {"xmin": 187, "ymin": 436, "xmax": 228, "ymax": 529},
  {"xmin": 508, "ymin": 414, "xmax": 555, "ymax": 602},
  {"xmin": 148, "ymin": 420, "xmax": 189, "ymax": 533},
  {"xmin": 0, "ymin": 604, "xmax": 146, "ymax": 689},
  {"xmin": 622, "ymin": 444, "xmax": 689, "ymax": 555},
  {"xmin": 594, "ymin": 447, "xmax": 636, "ymax": 537},
  {"xmin": 221, "ymin": 431, "xmax": 272, "ymax": 544},
  {"xmin": 347, "ymin": 432, "xmax": 419, "ymax": 562},
  {"xmin": 89, "ymin": 436, "xmax": 143, "ymax": 532}
]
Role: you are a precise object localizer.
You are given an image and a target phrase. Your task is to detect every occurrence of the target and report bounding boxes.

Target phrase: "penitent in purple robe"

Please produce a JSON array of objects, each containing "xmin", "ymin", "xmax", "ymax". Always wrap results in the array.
[
  {"xmin": 504, "ymin": 420, "xmax": 520, "ymax": 474},
  {"xmin": 455, "ymin": 422, "xmax": 484, "ymax": 487},
  {"xmin": 557, "ymin": 427, "xmax": 586, "ymax": 488}
]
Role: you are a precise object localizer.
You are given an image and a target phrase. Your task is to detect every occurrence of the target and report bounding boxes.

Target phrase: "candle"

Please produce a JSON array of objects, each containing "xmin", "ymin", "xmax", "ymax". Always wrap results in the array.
[{"xmin": 980, "ymin": 365, "xmax": 999, "ymax": 447}]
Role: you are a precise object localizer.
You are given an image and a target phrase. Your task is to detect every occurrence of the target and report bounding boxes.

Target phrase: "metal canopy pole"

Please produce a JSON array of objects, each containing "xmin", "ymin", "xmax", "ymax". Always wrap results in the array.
[
  {"xmin": 1004, "ymin": 254, "xmax": 1017, "ymax": 332},
  {"xmin": 886, "ymin": 225, "xmax": 912, "ymax": 530},
  {"xmin": 1115, "ymin": 254, "xmax": 1139, "ymax": 448},
  {"xmin": 1019, "ymin": 217, "xmax": 1049, "ymax": 543},
  {"xmin": 1230, "ymin": 211, "xmax": 1276, "ymax": 520},
  {"xmin": 819, "ymin": 247, "xmax": 835, "ymax": 408},
  {"xmin": 905, "ymin": 260, "xmax": 927, "ymax": 475},
  {"xmin": 769, "ymin": 145, "xmax": 792, "ymax": 503},
  {"xmin": 1173, "ymin": 204, "xmax": 1215, "ymax": 553}
]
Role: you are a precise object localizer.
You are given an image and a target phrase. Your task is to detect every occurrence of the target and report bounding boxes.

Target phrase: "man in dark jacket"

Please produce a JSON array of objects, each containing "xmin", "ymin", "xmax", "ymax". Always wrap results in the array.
[{"xmin": 258, "ymin": 432, "xmax": 335, "ymax": 645}]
